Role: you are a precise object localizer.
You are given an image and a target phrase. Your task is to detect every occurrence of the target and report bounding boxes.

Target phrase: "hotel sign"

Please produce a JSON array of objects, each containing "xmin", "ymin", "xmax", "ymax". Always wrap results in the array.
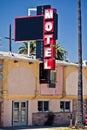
[
  {"xmin": 15, "ymin": 5, "xmax": 58, "ymax": 70},
  {"xmin": 44, "ymin": 8, "xmax": 56, "ymax": 70}
]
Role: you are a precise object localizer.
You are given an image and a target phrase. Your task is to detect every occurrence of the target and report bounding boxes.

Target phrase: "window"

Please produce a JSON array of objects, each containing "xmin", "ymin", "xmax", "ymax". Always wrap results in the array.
[
  {"xmin": 39, "ymin": 63, "xmax": 56, "ymax": 86},
  {"xmin": 38, "ymin": 101, "xmax": 49, "ymax": 112},
  {"xmin": 49, "ymin": 70, "xmax": 56, "ymax": 88},
  {"xmin": 60, "ymin": 101, "xmax": 70, "ymax": 112},
  {"xmin": 39, "ymin": 63, "xmax": 49, "ymax": 83},
  {"xmin": 0, "ymin": 64, "xmax": 3, "ymax": 69},
  {"xmin": 0, "ymin": 73, "xmax": 3, "ymax": 79},
  {"xmin": 12, "ymin": 101, "xmax": 28, "ymax": 126},
  {"xmin": 0, "ymin": 64, "xmax": 3, "ymax": 73}
]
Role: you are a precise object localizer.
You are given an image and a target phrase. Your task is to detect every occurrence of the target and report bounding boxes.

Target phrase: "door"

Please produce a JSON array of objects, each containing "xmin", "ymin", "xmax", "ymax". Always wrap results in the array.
[{"xmin": 12, "ymin": 101, "xmax": 28, "ymax": 126}]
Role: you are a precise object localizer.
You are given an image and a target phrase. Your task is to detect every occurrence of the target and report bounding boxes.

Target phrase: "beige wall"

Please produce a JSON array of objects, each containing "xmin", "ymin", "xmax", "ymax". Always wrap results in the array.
[
  {"xmin": 65, "ymin": 66, "xmax": 87, "ymax": 97},
  {"xmin": 28, "ymin": 100, "xmax": 37, "ymax": 125},
  {"xmin": 2, "ymin": 58, "xmax": 87, "ymax": 99},
  {"xmin": 29, "ymin": 99, "xmax": 60, "ymax": 113},
  {"xmin": 29, "ymin": 99, "xmax": 72, "ymax": 113},
  {"xmin": 3, "ymin": 100, "xmax": 12, "ymax": 127},
  {"xmin": 3, "ymin": 99, "xmax": 73, "ymax": 126},
  {"xmin": 2, "ymin": 57, "xmax": 87, "ymax": 127},
  {"xmin": 7, "ymin": 66, "xmax": 36, "ymax": 96},
  {"xmin": 66, "ymin": 71, "xmax": 78, "ymax": 96},
  {"xmin": 49, "ymin": 99, "xmax": 60, "ymax": 112},
  {"xmin": 2, "ymin": 59, "xmax": 39, "ymax": 99},
  {"xmin": 82, "ymin": 75, "xmax": 87, "ymax": 96}
]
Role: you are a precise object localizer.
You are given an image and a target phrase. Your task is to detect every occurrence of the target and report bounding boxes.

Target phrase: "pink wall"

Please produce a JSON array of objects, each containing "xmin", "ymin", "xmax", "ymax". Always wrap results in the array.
[{"xmin": 40, "ymin": 65, "xmax": 64, "ymax": 95}]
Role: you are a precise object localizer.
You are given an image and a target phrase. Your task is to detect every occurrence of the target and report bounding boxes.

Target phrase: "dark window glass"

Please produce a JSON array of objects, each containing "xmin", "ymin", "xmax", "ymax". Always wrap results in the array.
[
  {"xmin": 39, "ymin": 63, "xmax": 56, "ymax": 87},
  {"xmin": 44, "ymin": 101, "xmax": 49, "ymax": 111},
  {"xmin": 60, "ymin": 101, "xmax": 64, "ymax": 110},
  {"xmin": 39, "ymin": 63, "xmax": 49, "ymax": 83},
  {"xmin": 38, "ymin": 101, "xmax": 43, "ymax": 111},
  {"xmin": 38, "ymin": 101, "xmax": 49, "ymax": 112},
  {"xmin": 60, "ymin": 101, "xmax": 70, "ymax": 112},
  {"xmin": 65, "ymin": 101, "xmax": 70, "ymax": 110}
]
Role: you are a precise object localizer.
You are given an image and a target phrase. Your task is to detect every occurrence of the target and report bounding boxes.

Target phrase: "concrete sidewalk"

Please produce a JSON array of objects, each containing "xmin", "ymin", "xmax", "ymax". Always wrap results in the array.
[
  {"xmin": 0, "ymin": 126, "xmax": 71, "ymax": 130},
  {"xmin": 1, "ymin": 126, "xmax": 87, "ymax": 130}
]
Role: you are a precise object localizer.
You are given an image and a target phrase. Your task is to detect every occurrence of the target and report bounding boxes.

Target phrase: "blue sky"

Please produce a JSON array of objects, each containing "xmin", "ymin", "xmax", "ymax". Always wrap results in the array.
[{"xmin": 0, "ymin": 0, "xmax": 87, "ymax": 62}]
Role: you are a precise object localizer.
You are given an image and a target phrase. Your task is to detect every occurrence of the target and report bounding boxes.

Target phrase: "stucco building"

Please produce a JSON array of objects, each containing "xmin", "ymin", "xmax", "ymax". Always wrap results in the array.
[{"xmin": 0, "ymin": 51, "xmax": 87, "ymax": 127}]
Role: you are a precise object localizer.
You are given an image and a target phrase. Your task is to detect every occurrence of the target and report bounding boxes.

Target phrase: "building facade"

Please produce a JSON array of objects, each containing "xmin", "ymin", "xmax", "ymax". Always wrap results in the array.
[{"xmin": 0, "ymin": 52, "xmax": 87, "ymax": 127}]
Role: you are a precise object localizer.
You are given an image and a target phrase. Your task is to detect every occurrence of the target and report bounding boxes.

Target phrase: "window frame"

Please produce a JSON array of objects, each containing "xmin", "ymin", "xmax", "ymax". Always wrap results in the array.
[
  {"xmin": 38, "ymin": 101, "xmax": 49, "ymax": 112},
  {"xmin": 0, "ymin": 64, "xmax": 3, "ymax": 69},
  {"xmin": 60, "ymin": 101, "xmax": 70, "ymax": 112},
  {"xmin": 49, "ymin": 70, "xmax": 56, "ymax": 88},
  {"xmin": 39, "ymin": 63, "xmax": 49, "ymax": 83}
]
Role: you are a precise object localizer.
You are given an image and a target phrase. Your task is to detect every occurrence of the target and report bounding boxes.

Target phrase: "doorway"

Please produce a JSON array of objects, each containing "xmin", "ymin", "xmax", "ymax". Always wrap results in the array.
[{"xmin": 12, "ymin": 101, "xmax": 28, "ymax": 126}]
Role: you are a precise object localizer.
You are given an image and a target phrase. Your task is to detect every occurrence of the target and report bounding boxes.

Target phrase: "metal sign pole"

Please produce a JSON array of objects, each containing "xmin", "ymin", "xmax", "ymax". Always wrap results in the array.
[{"xmin": 27, "ymin": 8, "xmax": 37, "ymax": 56}]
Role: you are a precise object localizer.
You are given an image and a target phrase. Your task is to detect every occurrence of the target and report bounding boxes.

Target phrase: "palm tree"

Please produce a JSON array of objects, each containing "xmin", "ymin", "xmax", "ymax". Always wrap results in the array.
[
  {"xmin": 56, "ymin": 43, "xmax": 67, "ymax": 61},
  {"xmin": 18, "ymin": 42, "xmax": 28, "ymax": 54},
  {"xmin": 18, "ymin": 41, "xmax": 36, "ymax": 54},
  {"xmin": 30, "ymin": 41, "xmax": 36, "ymax": 54},
  {"xmin": 18, "ymin": 42, "xmax": 67, "ymax": 60},
  {"xmin": 75, "ymin": 0, "xmax": 84, "ymax": 128}
]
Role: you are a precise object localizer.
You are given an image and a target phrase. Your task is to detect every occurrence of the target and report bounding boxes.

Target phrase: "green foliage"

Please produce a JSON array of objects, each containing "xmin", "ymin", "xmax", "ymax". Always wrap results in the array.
[
  {"xmin": 18, "ymin": 42, "xmax": 28, "ymax": 54},
  {"xmin": 18, "ymin": 41, "xmax": 67, "ymax": 61},
  {"xmin": 30, "ymin": 41, "xmax": 36, "ymax": 53},
  {"xmin": 56, "ymin": 43, "xmax": 67, "ymax": 61},
  {"xmin": 18, "ymin": 41, "xmax": 36, "ymax": 54}
]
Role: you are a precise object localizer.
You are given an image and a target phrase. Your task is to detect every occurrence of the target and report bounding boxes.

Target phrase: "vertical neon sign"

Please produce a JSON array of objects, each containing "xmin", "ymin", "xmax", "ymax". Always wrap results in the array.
[{"xmin": 44, "ymin": 8, "xmax": 56, "ymax": 70}]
